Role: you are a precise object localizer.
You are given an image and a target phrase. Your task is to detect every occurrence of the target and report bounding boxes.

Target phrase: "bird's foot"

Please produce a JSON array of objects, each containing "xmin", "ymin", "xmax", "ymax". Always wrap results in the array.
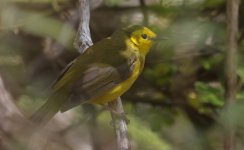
[{"xmin": 102, "ymin": 104, "xmax": 130, "ymax": 125}]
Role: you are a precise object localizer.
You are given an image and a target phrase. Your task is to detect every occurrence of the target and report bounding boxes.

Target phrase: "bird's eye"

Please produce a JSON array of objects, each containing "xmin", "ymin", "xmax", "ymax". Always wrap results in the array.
[{"xmin": 141, "ymin": 34, "xmax": 148, "ymax": 39}]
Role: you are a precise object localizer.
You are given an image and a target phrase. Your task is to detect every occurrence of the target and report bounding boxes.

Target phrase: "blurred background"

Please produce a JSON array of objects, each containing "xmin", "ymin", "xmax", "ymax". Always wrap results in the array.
[{"xmin": 0, "ymin": 0, "xmax": 244, "ymax": 149}]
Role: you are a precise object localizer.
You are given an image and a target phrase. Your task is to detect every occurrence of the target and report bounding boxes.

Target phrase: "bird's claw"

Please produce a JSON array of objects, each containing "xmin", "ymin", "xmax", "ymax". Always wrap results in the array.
[{"xmin": 110, "ymin": 113, "xmax": 130, "ymax": 125}]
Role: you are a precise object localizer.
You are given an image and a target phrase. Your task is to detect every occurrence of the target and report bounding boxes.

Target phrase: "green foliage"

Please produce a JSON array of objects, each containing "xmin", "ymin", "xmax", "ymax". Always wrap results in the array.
[
  {"xmin": 1, "ymin": 0, "xmax": 244, "ymax": 149},
  {"xmin": 139, "ymin": 107, "xmax": 174, "ymax": 131},
  {"xmin": 195, "ymin": 81, "xmax": 224, "ymax": 107},
  {"xmin": 144, "ymin": 63, "xmax": 172, "ymax": 86},
  {"xmin": 129, "ymin": 116, "xmax": 171, "ymax": 150},
  {"xmin": 203, "ymin": 0, "xmax": 225, "ymax": 8},
  {"xmin": 97, "ymin": 110, "xmax": 171, "ymax": 150},
  {"xmin": 0, "ymin": 4, "xmax": 74, "ymax": 48},
  {"xmin": 103, "ymin": 0, "xmax": 123, "ymax": 6},
  {"xmin": 238, "ymin": 57, "xmax": 244, "ymax": 87},
  {"xmin": 220, "ymin": 102, "xmax": 244, "ymax": 129}
]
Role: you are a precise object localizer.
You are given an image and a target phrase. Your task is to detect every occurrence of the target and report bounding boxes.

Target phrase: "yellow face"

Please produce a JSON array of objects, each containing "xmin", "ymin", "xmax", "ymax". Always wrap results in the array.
[{"xmin": 130, "ymin": 27, "xmax": 157, "ymax": 55}]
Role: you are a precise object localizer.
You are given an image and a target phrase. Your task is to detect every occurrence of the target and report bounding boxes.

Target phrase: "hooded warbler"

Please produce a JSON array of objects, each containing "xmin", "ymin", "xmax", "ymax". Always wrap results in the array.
[{"xmin": 31, "ymin": 25, "xmax": 157, "ymax": 123}]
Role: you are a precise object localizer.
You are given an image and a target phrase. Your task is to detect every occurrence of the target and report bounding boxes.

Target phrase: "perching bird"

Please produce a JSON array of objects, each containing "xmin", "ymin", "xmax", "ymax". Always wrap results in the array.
[{"xmin": 31, "ymin": 25, "xmax": 157, "ymax": 124}]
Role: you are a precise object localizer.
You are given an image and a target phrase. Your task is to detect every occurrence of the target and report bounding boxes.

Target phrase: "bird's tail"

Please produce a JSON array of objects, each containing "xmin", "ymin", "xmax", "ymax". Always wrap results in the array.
[{"xmin": 30, "ymin": 94, "xmax": 66, "ymax": 124}]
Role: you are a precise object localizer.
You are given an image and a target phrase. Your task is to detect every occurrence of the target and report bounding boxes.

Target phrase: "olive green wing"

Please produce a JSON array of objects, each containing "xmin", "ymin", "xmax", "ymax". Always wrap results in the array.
[
  {"xmin": 50, "ymin": 59, "xmax": 77, "ymax": 89},
  {"xmin": 51, "ymin": 37, "xmax": 127, "ymax": 92},
  {"xmin": 60, "ymin": 53, "xmax": 137, "ymax": 112},
  {"xmin": 31, "ymin": 33, "xmax": 138, "ymax": 122}
]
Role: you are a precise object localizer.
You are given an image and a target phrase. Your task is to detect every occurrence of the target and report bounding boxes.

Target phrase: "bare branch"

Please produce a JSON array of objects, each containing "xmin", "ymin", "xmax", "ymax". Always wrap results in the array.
[
  {"xmin": 225, "ymin": 0, "xmax": 239, "ymax": 105},
  {"xmin": 224, "ymin": 0, "xmax": 239, "ymax": 149},
  {"xmin": 0, "ymin": 75, "xmax": 25, "ymax": 131},
  {"xmin": 109, "ymin": 98, "xmax": 131, "ymax": 150},
  {"xmin": 74, "ymin": 0, "xmax": 93, "ymax": 53},
  {"xmin": 0, "ymin": 75, "xmax": 33, "ymax": 149},
  {"xmin": 75, "ymin": 0, "xmax": 130, "ymax": 149}
]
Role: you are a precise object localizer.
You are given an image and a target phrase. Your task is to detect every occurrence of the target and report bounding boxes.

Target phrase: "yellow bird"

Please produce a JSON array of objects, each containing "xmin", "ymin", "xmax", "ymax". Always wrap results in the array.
[{"xmin": 31, "ymin": 25, "xmax": 157, "ymax": 123}]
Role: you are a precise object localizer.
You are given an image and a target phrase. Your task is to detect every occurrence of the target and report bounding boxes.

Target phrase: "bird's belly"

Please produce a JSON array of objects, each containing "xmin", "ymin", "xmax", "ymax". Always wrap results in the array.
[{"xmin": 90, "ymin": 61, "xmax": 141, "ymax": 104}]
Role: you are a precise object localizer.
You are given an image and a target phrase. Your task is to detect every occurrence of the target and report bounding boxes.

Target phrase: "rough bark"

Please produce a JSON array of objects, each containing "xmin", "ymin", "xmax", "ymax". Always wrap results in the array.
[
  {"xmin": 74, "ymin": 0, "xmax": 93, "ymax": 53},
  {"xmin": 109, "ymin": 98, "xmax": 131, "ymax": 150},
  {"xmin": 224, "ymin": 0, "xmax": 239, "ymax": 149}
]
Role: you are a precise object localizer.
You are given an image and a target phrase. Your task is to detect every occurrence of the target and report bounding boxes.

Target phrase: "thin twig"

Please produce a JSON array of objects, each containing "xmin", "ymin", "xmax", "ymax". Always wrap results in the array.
[
  {"xmin": 224, "ymin": 0, "xmax": 239, "ymax": 149},
  {"xmin": 109, "ymin": 98, "xmax": 131, "ymax": 150},
  {"xmin": 75, "ymin": 0, "xmax": 130, "ymax": 149}
]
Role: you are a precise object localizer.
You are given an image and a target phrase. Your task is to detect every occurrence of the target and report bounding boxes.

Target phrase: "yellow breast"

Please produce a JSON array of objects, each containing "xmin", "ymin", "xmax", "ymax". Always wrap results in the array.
[{"xmin": 90, "ymin": 59, "xmax": 141, "ymax": 104}]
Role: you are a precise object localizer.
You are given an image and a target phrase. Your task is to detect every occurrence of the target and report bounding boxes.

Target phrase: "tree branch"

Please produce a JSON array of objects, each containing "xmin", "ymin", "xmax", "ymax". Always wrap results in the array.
[
  {"xmin": 224, "ymin": 0, "xmax": 239, "ymax": 149},
  {"xmin": 75, "ymin": 0, "xmax": 130, "ymax": 149},
  {"xmin": 108, "ymin": 98, "xmax": 130, "ymax": 150},
  {"xmin": 74, "ymin": 0, "xmax": 93, "ymax": 53},
  {"xmin": 0, "ymin": 75, "xmax": 32, "ymax": 149}
]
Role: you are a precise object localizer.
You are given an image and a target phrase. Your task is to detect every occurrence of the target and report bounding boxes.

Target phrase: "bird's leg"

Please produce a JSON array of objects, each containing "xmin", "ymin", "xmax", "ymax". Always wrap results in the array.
[{"xmin": 102, "ymin": 103, "xmax": 130, "ymax": 124}]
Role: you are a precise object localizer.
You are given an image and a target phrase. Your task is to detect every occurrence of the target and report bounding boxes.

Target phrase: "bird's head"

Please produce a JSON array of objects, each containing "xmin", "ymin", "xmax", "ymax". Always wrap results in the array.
[{"xmin": 123, "ymin": 25, "xmax": 157, "ymax": 56}]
